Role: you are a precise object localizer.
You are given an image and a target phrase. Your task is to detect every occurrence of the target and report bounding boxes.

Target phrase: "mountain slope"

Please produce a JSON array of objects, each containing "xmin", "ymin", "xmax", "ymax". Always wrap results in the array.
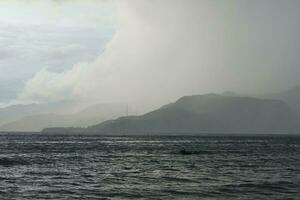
[
  {"xmin": 84, "ymin": 94, "xmax": 299, "ymax": 134},
  {"xmin": 0, "ymin": 101, "xmax": 80, "ymax": 127},
  {"xmin": 268, "ymin": 85, "xmax": 300, "ymax": 116},
  {"xmin": 0, "ymin": 104, "xmax": 127, "ymax": 132}
]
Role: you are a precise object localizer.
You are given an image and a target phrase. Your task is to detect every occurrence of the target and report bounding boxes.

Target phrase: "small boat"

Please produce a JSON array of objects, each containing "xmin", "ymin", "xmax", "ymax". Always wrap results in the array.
[{"xmin": 180, "ymin": 149, "xmax": 193, "ymax": 155}]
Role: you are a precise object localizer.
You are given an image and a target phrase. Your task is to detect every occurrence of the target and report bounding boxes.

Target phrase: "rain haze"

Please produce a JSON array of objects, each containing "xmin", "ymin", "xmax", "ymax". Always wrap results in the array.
[
  {"xmin": 1, "ymin": 0, "xmax": 300, "ymax": 111},
  {"xmin": 1, "ymin": 1, "xmax": 300, "ymax": 199}
]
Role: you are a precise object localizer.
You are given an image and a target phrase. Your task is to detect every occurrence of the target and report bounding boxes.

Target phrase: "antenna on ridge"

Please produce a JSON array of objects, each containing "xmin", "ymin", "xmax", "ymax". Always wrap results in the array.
[{"xmin": 126, "ymin": 104, "xmax": 129, "ymax": 116}]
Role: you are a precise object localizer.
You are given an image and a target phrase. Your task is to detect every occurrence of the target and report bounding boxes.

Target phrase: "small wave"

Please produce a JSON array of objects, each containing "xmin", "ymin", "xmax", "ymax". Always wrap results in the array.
[
  {"xmin": 218, "ymin": 181, "xmax": 297, "ymax": 194},
  {"xmin": 161, "ymin": 176, "xmax": 198, "ymax": 183},
  {"xmin": 0, "ymin": 157, "xmax": 29, "ymax": 167},
  {"xmin": 159, "ymin": 189, "xmax": 204, "ymax": 197}
]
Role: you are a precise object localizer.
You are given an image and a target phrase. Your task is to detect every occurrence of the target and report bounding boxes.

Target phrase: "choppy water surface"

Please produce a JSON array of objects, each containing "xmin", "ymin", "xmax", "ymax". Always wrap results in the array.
[{"xmin": 0, "ymin": 134, "xmax": 299, "ymax": 200}]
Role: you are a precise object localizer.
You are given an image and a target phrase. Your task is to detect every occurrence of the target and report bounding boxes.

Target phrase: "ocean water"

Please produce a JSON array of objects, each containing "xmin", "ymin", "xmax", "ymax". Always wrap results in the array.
[{"xmin": 0, "ymin": 134, "xmax": 299, "ymax": 200}]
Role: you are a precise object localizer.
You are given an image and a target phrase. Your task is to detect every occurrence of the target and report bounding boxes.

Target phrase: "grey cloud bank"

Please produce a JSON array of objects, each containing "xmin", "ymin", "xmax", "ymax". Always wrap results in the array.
[
  {"xmin": 21, "ymin": 0, "xmax": 300, "ymax": 111},
  {"xmin": 2, "ymin": 0, "xmax": 300, "ymax": 113}
]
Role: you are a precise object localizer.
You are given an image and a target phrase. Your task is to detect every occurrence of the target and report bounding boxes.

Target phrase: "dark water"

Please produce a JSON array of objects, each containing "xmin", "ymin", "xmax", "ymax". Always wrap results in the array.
[{"xmin": 0, "ymin": 134, "xmax": 299, "ymax": 200}]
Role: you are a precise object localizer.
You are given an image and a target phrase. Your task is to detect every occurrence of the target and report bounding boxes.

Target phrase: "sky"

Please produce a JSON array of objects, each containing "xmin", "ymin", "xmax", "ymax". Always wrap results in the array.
[
  {"xmin": 1, "ymin": 0, "xmax": 300, "ymax": 111},
  {"xmin": 0, "ymin": 0, "xmax": 116, "ymax": 105}
]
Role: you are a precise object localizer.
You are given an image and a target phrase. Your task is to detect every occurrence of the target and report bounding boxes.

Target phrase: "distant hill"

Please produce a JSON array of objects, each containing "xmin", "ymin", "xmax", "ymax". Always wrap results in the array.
[
  {"xmin": 43, "ymin": 94, "xmax": 300, "ymax": 134},
  {"xmin": 1, "ymin": 103, "xmax": 127, "ymax": 132},
  {"xmin": 0, "ymin": 101, "xmax": 80, "ymax": 127},
  {"xmin": 268, "ymin": 85, "xmax": 300, "ymax": 116}
]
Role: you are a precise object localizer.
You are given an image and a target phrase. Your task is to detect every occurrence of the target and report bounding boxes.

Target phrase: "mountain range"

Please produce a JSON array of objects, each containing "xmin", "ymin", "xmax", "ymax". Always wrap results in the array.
[
  {"xmin": 43, "ymin": 93, "xmax": 300, "ymax": 135},
  {"xmin": 1, "ymin": 86, "xmax": 300, "ymax": 134},
  {"xmin": 0, "ymin": 103, "xmax": 127, "ymax": 132}
]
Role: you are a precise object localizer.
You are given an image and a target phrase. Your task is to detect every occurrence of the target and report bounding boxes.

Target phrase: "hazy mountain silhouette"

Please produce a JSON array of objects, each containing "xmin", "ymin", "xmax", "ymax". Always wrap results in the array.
[
  {"xmin": 44, "ymin": 94, "xmax": 299, "ymax": 134},
  {"xmin": 1, "ymin": 103, "xmax": 127, "ymax": 132},
  {"xmin": 268, "ymin": 85, "xmax": 300, "ymax": 116},
  {"xmin": 0, "ymin": 101, "xmax": 80, "ymax": 127}
]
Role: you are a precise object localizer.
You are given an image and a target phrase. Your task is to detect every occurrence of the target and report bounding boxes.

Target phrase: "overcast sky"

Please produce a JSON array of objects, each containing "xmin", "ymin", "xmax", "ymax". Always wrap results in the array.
[
  {"xmin": 1, "ymin": 0, "xmax": 300, "ymax": 111},
  {"xmin": 0, "ymin": 0, "xmax": 116, "ymax": 105}
]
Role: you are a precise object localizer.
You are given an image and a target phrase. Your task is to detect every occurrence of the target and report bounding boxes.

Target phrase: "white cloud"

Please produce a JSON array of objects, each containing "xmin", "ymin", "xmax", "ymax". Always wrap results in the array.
[
  {"xmin": 20, "ymin": 67, "xmax": 78, "ymax": 102},
  {"xmin": 0, "ymin": 0, "xmax": 116, "ymax": 104}
]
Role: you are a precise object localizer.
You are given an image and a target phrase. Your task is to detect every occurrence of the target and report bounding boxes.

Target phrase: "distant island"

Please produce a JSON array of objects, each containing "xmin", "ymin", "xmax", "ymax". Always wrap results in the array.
[{"xmin": 42, "ymin": 94, "xmax": 300, "ymax": 135}]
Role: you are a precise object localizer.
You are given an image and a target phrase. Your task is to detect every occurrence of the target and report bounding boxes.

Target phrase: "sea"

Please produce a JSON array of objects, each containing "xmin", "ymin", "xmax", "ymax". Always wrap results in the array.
[{"xmin": 0, "ymin": 133, "xmax": 299, "ymax": 200}]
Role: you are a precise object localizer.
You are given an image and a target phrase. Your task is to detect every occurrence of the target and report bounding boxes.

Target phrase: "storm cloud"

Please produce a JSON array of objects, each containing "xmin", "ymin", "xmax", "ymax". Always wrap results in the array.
[{"xmin": 7, "ymin": 0, "xmax": 300, "ymax": 111}]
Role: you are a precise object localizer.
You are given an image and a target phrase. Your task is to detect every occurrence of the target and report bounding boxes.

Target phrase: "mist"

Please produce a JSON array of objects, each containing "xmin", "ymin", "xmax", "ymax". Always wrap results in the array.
[
  {"xmin": 20, "ymin": 0, "xmax": 300, "ymax": 112},
  {"xmin": 2, "ymin": 1, "xmax": 300, "ymax": 197}
]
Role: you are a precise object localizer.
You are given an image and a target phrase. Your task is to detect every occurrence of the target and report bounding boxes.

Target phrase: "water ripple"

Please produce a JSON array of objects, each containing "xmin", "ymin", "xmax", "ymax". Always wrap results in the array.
[{"xmin": 0, "ymin": 134, "xmax": 299, "ymax": 199}]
